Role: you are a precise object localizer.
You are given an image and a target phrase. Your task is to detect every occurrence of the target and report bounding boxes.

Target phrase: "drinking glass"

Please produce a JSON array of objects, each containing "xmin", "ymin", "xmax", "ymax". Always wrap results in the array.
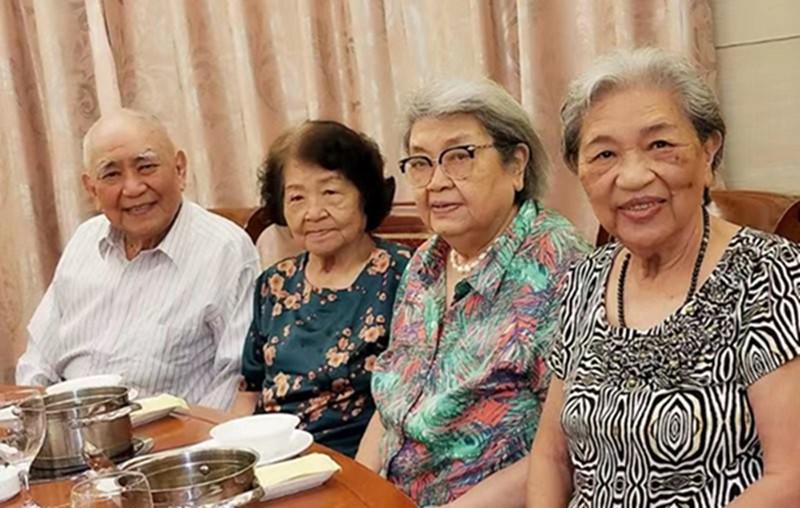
[
  {"xmin": 0, "ymin": 388, "xmax": 47, "ymax": 507},
  {"xmin": 70, "ymin": 470, "xmax": 153, "ymax": 508}
]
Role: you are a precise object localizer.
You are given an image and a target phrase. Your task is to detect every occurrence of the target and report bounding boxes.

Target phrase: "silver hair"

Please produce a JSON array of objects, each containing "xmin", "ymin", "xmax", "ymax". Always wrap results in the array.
[
  {"xmin": 400, "ymin": 78, "xmax": 549, "ymax": 202},
  {"xmin": 561, "ymin": 47, "xmax": 725, "ymax": 173},
  {"xmin": 82, "ymin": 108, "xmax": 173, "ymax": 170}
]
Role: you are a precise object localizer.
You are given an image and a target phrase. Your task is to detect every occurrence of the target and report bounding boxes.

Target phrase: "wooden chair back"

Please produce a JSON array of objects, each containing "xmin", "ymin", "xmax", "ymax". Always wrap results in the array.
[
  {"xmin": 709, "ymin": 189, "xmax": 797, "ymax": 233},
  {"xmin": 208, "ymin": 207, "xmax": 273, "ymax": 244},
  {"xmin": 244, "ymin": 207, "xmax": 272, "ymax": 244},
  {"xmin": 207, "ymin": 207, "xmax": 255, "ymax": 229},
  {"xmin": 375, "ymin": 215, "xmax": 430, "ymax": 250},
  {"xmin": 776, "ymin": 200, "xmax": 800, "ymax": 243},
  {"xmin": 210, "ymin": 205, "xmax": 431, "ymax": 267}
]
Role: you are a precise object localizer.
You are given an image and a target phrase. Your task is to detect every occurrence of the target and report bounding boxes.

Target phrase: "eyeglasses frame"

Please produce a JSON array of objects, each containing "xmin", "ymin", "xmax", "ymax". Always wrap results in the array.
[{"xmin": 397, "ymin": 143, "xmax": 497, "ymax": 187}]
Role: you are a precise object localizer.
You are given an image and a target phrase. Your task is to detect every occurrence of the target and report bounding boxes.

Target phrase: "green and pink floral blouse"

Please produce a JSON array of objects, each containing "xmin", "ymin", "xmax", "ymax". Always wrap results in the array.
[
  {"xmin": 371, "ymin": 200, "xmax": 590, "ymax": 506},
  {"xmin": 241, "ymin": 238, "xmax": 411, "ymax": 456}
]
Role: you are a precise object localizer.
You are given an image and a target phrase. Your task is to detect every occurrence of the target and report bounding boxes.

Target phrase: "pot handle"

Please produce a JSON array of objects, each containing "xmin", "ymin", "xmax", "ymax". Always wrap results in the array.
[
  {"xmin": 204, "ymin": 486, "xmax": 264, "ymax": 508},
  {"xmin": 70, "ymin": 402, "xmax": 142, "ymax": 429}
]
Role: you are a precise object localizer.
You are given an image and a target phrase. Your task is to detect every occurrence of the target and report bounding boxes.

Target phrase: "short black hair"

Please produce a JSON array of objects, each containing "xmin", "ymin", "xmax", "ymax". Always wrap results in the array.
[{"xmin": 258, "ymin": 121, "xmax": 394, "ymax": 231}]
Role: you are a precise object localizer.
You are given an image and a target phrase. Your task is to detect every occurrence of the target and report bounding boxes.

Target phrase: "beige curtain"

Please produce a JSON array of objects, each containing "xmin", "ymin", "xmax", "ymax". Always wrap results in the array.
[{"xmin": 0, "ymin": 0, "xmax": 715, "ymax": 382}]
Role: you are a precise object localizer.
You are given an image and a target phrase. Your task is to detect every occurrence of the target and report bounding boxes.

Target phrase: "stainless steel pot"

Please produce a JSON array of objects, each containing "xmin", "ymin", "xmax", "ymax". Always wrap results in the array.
[
  {"xmin": 34, "ymin": 386, "xmax": 140, "ymax": 470},
  {"xmin": 121, "ymin": 448, "xmax": 263, "ymax": 507}
]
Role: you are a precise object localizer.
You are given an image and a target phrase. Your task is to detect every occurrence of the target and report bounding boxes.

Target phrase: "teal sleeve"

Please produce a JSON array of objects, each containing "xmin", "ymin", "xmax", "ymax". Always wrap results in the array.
[{"xmin": 241, "ymin": 272, "xmax": 271, "ymax": 391}]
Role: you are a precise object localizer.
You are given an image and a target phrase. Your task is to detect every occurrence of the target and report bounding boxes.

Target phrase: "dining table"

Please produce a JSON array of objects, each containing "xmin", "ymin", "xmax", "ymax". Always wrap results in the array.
[{"xmin": 0, "ymin": 385, "xmax": 416, "ymax": 508}]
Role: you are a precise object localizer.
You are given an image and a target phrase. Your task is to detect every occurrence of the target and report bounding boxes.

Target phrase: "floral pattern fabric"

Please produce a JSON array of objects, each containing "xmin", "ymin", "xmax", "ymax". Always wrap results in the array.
[
  {"xmin": 242, "ymin": 238, "xmax": 411, "ymax": 457},
  {"xmin": 371, "ymin": 200, "xmax": 590, "ymax": 506}
]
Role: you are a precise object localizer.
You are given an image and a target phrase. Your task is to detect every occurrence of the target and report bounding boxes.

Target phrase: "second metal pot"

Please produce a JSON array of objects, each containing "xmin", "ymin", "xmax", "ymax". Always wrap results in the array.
[{"xmin": 34, "ymin": 386, "xmax": 139, "ymax": 470}]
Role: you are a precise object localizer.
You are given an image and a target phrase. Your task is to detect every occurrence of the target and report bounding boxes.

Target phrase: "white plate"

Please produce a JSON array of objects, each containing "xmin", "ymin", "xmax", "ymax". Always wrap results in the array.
[
  {"xmin": 45, "ymin": 374, "xmax": 123, "ymax": 395},
  {"xmin": 195, "ymin": 429, "xmax": 314, "ymax": 465}
]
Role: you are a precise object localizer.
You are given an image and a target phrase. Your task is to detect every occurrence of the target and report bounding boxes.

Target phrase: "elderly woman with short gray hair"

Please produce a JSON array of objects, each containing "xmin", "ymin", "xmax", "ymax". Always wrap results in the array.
[
  {"xmin": 355, "ymin": 79, "xmax": 589, "ymax": 507},
  {"xmin": 527, "ymin": 48, "xmax": 800, "ymax": 507}
]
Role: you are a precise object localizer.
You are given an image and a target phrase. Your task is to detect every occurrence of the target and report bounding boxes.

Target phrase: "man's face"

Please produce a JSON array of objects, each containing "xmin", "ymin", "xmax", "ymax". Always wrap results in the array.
[{"xmin": 82, "ymin": 116, "xmax": 186, "ymax": 248}]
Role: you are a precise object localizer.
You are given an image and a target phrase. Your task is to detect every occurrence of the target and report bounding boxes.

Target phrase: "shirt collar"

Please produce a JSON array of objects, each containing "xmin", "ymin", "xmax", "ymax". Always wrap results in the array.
[
  {"xmin": 98, "ymin": 220, "xmax": 121, "ymax": 259},
  {"xmin": 97, "ymin": 201, "xmax": 190, "ymax": 265},
  {"xmin": 416, "ymin": 200, "xmax": 540, "ymax": 298},
  {"xmin": 416, "ymin": 232, "xmax": 450, "ymax": 287}
]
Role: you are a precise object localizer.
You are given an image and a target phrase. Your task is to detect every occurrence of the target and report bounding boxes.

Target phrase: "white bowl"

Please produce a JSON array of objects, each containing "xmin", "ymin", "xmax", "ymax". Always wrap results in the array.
[
  {"xmin": 0, "ymin": 465, "xmax": 20, "ymax": 502},
  {"xmin": 210, "ymin": 414, "xmax": 300, "ymax": 457},
  {"xmin": 45, "ymin": 374, "xmax": 123, "ymax": 395}
]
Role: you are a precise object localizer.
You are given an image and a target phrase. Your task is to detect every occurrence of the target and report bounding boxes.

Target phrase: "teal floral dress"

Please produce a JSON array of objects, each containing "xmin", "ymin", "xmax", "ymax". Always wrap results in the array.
[
  {"xmin": 241, "ymin": 238, "xmax": 411, "ymax": 456},
  {"xmin": 371, "ymin": 200, "xmax": 590, "ymax": 506}
]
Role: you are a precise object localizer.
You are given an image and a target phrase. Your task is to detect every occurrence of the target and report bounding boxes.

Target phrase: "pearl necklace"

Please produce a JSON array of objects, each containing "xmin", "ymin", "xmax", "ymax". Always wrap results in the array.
[
  {"xmin": 447, "ymin": 202, "xmax": 529, "ymax": 275},
  {"xmin": 449, "ymin": 249, "xmax": 489, "ymax": 274},
  {"xmin": 449, "ymin": 238, "xmax": 500, "ymax": 274}
]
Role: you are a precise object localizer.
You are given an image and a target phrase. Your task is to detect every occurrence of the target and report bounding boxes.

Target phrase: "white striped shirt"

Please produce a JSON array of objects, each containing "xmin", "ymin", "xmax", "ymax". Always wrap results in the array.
[{"xmin": 16, "ymin": 201, "xmax": 259, "ymax": 410}]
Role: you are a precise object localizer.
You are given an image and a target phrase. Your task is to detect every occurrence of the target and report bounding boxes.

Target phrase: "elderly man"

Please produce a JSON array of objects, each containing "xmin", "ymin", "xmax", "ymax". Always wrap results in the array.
[{"xmin": 16, "ymin": 109, "xmax": 259, "ymax": 410}]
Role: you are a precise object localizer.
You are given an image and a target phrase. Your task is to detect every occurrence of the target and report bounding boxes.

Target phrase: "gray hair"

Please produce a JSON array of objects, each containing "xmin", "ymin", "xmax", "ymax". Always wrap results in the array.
[
  {"xmin": 82, "ymin": 108, "xmax": 174, "ymax": 170},
  {"xmin": 561, "ymin": 47, "xmax": 725, "ymax": 173},
  {"xmin": 400, "ymin": 78, "xmax": 549, "ymax": 202}
]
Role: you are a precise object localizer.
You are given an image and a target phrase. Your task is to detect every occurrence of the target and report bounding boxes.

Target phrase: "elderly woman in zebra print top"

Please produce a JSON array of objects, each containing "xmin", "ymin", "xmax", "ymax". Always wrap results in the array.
[{"xmin": 527, "ymin": 48, "xmax": 800, "ymax": 507}]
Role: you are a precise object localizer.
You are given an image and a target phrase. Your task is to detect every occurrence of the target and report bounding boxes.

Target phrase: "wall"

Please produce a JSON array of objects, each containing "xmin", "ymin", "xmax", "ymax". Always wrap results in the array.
[{"xmin": 713, "ymin": 0, "xmax": 800, "ymax": 195}]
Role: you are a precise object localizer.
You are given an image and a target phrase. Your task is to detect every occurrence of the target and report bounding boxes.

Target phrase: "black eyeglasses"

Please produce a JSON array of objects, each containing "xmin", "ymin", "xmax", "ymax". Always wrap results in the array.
[{"xmin": 398, "ymin": 143, "xmax": 496, "ymax": 188}]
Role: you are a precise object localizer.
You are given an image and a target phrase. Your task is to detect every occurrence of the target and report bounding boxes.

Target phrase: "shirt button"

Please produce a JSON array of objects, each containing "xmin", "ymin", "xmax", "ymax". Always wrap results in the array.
[{"xmin": 625, "ymin": 378, "xmax": 638, "ymax": 389}]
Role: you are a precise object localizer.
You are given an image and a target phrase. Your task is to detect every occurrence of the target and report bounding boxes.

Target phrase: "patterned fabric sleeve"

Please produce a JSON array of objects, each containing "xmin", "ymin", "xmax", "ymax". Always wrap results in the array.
[
  {"xmin": 547, "ymin": 264, "xmax": 578, "ymax": 381},
  {"xmin": 241, "ymin": 270, "xmax": 270, "ymax": 391},
  {"xmin": 385, "ymin": 242, "xmax": 413, "ymax": 298},
  {"xmin": 383, "ymin": 245, "xmax": 416, "ymax": 348},
  {"xmin": 738, "ymin": 240, "xmax": 800, "ymax": 386},
  {"xmin": 529, "ymin": 231, "xmax": 591, "ymax": 396}
]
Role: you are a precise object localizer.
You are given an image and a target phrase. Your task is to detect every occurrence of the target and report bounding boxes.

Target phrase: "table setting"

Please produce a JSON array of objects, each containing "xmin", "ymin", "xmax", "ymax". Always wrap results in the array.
[{"xmin": 0, "ymin": 375, "xmax": 352, "ymax": 508}]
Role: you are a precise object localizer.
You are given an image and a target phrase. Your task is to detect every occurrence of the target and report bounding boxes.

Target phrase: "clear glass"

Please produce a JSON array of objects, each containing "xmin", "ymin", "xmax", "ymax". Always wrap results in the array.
[
  {"xmin": 70, "ymin": 471, "xmax": 153, "ymax": 508},
  {"xmin": 0, "ymin": 388, "xmax": 47, "ymax": 507}
]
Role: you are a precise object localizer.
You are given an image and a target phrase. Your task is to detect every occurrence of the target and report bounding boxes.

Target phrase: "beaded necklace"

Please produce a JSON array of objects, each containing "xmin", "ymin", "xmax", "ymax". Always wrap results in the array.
[{"xmin": 617, "ymin": 207, "xmax": 710, "ymax": 328}]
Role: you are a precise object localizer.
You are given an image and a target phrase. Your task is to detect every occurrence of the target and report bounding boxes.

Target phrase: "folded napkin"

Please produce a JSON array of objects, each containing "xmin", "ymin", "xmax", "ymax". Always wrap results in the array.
[
  {"xmin": 130, "ymin": 393, "xmax": 189, "ymax": 427},
  {"xmin": 255, "ymin": 452, "xmax": 341, "ymax": 500}
]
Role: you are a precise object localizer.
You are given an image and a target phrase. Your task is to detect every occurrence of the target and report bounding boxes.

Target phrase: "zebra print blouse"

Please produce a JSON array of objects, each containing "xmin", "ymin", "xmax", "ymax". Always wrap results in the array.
[{"xmin": 549, "ymin": 227, "xmax": 800, "ymax": 507}]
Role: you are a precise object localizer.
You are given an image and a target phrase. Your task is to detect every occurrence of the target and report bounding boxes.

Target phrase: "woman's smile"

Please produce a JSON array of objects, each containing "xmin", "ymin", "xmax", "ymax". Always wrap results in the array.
[{"xmin": 617, "ymin": 196, "xmax": 667, "ymax": 222}]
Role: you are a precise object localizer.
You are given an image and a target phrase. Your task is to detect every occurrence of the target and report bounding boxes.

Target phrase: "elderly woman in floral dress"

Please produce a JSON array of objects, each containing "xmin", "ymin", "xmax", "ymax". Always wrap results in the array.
[{"xmin": 234, "ymin": 121, "xmax": 411, "ymax": 457}]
